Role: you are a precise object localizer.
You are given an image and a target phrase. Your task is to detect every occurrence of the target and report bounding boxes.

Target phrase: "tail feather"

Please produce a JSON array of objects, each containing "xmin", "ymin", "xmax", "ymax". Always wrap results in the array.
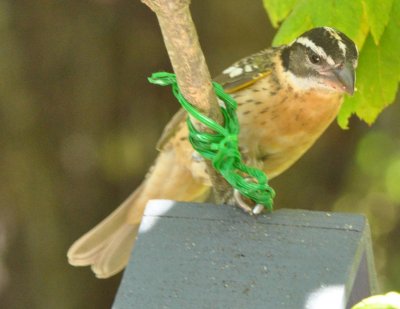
[
  {"xmin": 67, "ymin": 187, "xmax": 143, "ymax": 273},
  {"xmin": 67, "ymin": 149, "xmax": 210, "ymax": 278},
  {"xmin": 91, "ymin": 224, "xmax": 139, "ymax": 279}
]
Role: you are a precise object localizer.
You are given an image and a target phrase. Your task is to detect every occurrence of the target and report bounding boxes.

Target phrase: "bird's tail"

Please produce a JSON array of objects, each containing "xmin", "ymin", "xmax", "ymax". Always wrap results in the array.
[{"xmin": 67, "ymin": 149, "xmax": 209, "ymax": 278}]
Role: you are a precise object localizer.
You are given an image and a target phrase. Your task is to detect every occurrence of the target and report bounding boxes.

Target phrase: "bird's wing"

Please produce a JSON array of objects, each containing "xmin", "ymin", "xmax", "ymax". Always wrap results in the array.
[
  {"xmin": 157, "ymin": 48, "xmax": 276, "ymax": 150},
  {"xmin": 213, "ymin": 48, "xmax": 274, "ymax": 93},
  {"xmin": 156, "ymin": 108, "xmax": 187, "ymax": 151}
]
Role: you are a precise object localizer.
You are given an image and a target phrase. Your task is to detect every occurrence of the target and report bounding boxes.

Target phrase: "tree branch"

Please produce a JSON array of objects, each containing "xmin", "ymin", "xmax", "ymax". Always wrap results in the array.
[{"xmin": 142, "ymin": 0, "xmax": 231, "ymax": 203}]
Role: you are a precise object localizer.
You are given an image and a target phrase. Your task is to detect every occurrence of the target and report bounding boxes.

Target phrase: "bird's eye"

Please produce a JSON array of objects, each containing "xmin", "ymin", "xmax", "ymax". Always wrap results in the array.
[{"xmin": 309, "ymin": 54, "xmax": 321, "ymax": 64}]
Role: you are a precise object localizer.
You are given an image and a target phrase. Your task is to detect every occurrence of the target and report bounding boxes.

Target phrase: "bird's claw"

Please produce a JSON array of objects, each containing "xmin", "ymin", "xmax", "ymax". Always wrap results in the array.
[{"xmin": 233, "ymin": 189, "xmax": 264, "ymax": 215}]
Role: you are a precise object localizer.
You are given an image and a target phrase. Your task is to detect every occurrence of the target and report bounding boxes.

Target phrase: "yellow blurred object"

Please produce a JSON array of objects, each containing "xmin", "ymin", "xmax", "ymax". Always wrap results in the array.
[{"xmin": 352, "ymin": 292, "xmax": 400, "ymax": 309}]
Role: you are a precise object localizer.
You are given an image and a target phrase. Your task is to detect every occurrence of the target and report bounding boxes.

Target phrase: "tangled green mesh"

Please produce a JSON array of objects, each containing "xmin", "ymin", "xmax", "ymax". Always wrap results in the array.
[{"xmin": 148, "ymin": 72, "xmax": 275, "ymax": 210}]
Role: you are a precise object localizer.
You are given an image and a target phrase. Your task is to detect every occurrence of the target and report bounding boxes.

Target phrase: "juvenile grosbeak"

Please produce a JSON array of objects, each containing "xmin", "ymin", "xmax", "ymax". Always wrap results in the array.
[{"xmin": 68, "ymin": 27, "xmax": 358, "ymax": 278}]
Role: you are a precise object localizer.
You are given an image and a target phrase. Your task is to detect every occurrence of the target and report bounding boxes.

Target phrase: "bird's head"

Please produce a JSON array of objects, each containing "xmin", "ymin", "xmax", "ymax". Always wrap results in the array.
[{"xmin": 281, "ymin": 27, "xmax": 358, "ymax": 95}]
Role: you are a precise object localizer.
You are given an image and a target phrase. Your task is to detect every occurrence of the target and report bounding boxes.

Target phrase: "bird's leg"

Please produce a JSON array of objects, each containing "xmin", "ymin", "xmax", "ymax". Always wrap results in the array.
[
  {"xmin": 233, "ymin": 189, "xmax": 265, "ymax": 215},
  {"xmin": 214, "ymin": 186, "xmax": 264, "ymax": 216}
]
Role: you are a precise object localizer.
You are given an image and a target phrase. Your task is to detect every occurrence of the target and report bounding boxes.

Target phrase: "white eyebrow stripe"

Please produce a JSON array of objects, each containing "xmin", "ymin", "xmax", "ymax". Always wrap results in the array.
[
  {"xmin": 296, "ymin": 37, "xmax": 336, "ymax": 66},
  {"xmin": 296, "ymin": 37, "xmax": 327, "ymax": 57},
  {"xmin": 324, "ymin": 27, "xmax": 341, "ymax": 40},
  {"xmin": 324, "ymin": 27, "xmax": 347, "ymax": 56},
  {"xmin": 326, "ymin": 56, "xmax": 335, "ymax": 66},
  {"xmin": 337, "ymin": 40, "xmax": 347, "ymax": 56}
]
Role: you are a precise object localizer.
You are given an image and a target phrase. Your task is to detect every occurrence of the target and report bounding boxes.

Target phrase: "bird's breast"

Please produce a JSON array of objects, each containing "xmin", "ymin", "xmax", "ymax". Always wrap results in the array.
[{"xmin": 234, "ymin": 79, "xmax": 343, "ymax": 178}]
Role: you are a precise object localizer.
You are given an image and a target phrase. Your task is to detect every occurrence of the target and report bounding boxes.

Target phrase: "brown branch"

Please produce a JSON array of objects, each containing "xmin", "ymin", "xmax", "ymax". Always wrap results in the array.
[{"xmin": 142, "ymin": 0, "xmax": 231, "ymax": 203}]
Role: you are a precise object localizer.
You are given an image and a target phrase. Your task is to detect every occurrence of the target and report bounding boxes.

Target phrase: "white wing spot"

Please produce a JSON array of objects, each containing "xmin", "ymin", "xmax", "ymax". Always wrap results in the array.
[
  {"xmin": 223, "ymin": 66, "xmax": 245, "ymax": 78},
  {"xmin": 228, "ymin": 67, "xmax": 244, "ymax": 78},
  {"xmin": 223, "ymin": 66, "xmax": 236, "ymax": 74},
  {"xmin": 244, "ymin": 65, "xmax": 253, "ymax": 72}
]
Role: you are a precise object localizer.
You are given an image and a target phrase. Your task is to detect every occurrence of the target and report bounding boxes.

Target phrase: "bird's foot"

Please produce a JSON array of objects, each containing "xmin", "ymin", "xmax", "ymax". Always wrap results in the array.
[{"xmin": 233, "ymin": 189, "xmax": 264, "ymax": 215}]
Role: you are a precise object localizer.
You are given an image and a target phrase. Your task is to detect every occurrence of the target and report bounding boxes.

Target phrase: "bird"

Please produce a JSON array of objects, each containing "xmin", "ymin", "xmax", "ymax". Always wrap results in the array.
[{"xmin": 67, "ymin": 27, "xmax": 359, "ymax": 278}]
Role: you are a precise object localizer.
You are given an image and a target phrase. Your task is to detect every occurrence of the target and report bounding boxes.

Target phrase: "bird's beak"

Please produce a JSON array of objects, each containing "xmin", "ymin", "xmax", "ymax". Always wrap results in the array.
[{"xmin": 332, "ymin": 64, "xmax": 355, "ymax": 95}]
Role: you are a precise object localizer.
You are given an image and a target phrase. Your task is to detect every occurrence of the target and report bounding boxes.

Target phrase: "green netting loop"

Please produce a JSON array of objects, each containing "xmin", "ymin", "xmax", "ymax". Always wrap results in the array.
[{"xmin": 148, "ymin": 72, "xmax": 275, "ymax": 210}]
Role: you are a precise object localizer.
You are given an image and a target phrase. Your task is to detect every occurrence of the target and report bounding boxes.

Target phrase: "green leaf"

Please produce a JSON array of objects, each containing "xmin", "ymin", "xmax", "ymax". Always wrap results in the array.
[
  {"xmin": 263, "ymin": 0, "xmax": 399, "ymax": 128},
  {"xmin": 363, "ymin": 0, "xmax": 394, "ymax": 44},
  {"xmin": 270, "ymin": 0, "xmax": 313, "ymax": 46},
  {"xmin": 338, "ymin": 1, "xmax": 400, "ymax": 128},
  {"xmin": 262, "ymin": 0, "xmax": 297, "ymax": 28},
  {"xmin": 272, "ymin": 0, "xmax": 369, "ymax": 48}
]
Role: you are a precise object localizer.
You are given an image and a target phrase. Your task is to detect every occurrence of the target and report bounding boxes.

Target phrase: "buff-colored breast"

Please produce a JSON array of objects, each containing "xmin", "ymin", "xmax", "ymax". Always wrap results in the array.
[
  {"xmin": 235, "ymin": 77, "xmax": 343, "ymax": 178},
  {"xmin": 164, "ymin": 74, "xmax": 343, "ymax": 184}
]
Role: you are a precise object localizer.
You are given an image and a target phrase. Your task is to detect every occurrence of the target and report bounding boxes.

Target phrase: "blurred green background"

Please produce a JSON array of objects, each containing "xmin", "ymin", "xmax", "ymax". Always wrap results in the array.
[{"xmin": 0, "ymin": 1, "xmax": 399, "ymax": 308}]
